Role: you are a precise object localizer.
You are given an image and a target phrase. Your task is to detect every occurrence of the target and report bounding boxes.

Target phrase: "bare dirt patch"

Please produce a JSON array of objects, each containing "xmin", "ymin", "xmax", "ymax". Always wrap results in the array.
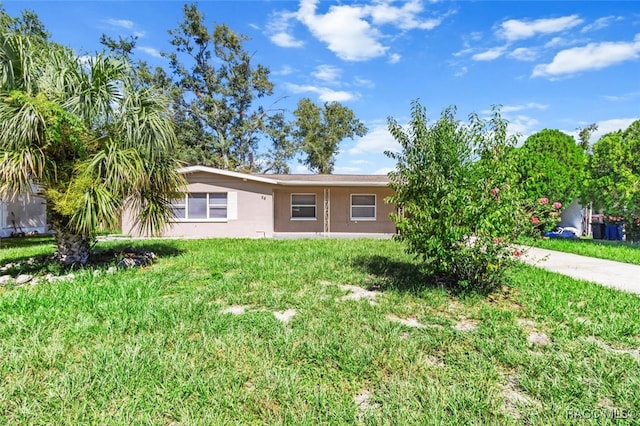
[
  {"xmin": 221, "ymin": 305, "xmax": 248, "ymax": 315},
  {"xmin": 338, "ymin": 284, "xmax": 379, "ymax": 305},
  {"xmin": 354, "ymin": 389, "xmax": 379, "ymax": 412},
  {"xmin": 454, "ymin": 318, "xmax": 478, "ymax": 332},
  {"xmin": 387, "ymin": 314, "xmax": 443, "ymax": 330},
  {"xmin": 500, "ymin": 375, "xmax": 540, "ymax": 419},
  {"xmin": 418, "ymin": 353, "xmax": 445, "ymax": 367},
  {"xmin": 527, "ymin": 332, "xmax": 551, "ymax": 347},
  {"xmin": 516, "ymin": 318, "xmax": 536, "ymax": 328},
  {"xmin": 517, "ymin": 318, "xmax": 552, "ymax": 346},
  {"xmin": 273, "ymin": 309, "xmax": 297, "ymax": 324},
  {"xmin": 585, "ymin": 336, "xmax": 640, "ymax": 361}
]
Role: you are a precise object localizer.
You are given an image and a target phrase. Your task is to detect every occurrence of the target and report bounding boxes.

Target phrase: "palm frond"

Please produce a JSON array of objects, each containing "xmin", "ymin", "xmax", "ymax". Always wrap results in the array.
[
  {"xmin": 0, "ymin": 148, "xmax": 47, "ymax": 198},
  {"xmin": 69, "ymin": 183, "xmax": 121, "ymax": 236},
  {"xmin": 83, "ymin": 142, "xmax": 143, "ymax": 196},
  {"xmin": 0, "ymin": 32, "xmax": 37, "ymax": 92}
]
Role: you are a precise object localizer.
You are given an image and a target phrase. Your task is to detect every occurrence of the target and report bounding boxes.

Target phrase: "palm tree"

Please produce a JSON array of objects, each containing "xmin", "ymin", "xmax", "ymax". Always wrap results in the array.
[{"xmin": 0, "ymin": 32, "xmax": 185, "ymax": 265}]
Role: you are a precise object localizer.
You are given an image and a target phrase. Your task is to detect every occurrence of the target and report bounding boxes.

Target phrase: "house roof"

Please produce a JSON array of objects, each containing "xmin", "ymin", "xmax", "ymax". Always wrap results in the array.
[
  {"xmin": 257, "ymin": 174, "xmax": 390, "ymax": 187},
  {"xmin": 178, "ymin": 166, "xmax": 279, "ymax": 185},
  {"xmin": 179, "ymin": 166, "xmax": 390, "ymax": 187}
]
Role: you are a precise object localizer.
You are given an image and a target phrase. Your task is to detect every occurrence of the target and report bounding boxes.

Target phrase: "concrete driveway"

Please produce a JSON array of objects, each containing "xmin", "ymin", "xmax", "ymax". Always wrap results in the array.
[{"xmin": 521, "ymin": 247, "xmax": 640, "ymax": 295}]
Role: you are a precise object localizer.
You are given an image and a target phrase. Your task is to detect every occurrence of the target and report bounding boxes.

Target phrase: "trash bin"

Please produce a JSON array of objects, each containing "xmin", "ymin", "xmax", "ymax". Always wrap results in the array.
[
  {"xmin": 591, "ymin": 222, "xmax": 605, "ymax": 239},
  {"xmin": 605, "ymin": 224, "xmax": 623, "ymax": 240}
]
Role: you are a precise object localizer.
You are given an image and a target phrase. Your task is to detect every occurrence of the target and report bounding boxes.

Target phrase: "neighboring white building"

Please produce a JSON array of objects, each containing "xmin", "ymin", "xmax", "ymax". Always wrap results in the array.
[
  {"xmin": 558, "ymin": 198, "xmax": 587, "ymax": 235},
  {"xmin": 0, "ymin": 194, "xmax": 48, "ymax": 237}
]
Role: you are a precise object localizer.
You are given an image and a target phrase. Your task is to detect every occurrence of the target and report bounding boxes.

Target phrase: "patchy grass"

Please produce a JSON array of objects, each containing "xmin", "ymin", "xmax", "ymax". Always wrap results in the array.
[
  {"xmin": 1, "ymin": 238, "xmax": 639, "ymax": 424},
  {"xmin": 0, "ymin": 235, "xmax": 56, "ymax": 258},
  {"xmin": 525, "ymin": 237, "xmax": 640, "ymax": 265}
]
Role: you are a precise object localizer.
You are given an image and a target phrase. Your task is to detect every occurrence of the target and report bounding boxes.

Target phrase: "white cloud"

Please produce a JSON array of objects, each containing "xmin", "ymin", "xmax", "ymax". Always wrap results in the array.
[
  {"xmin": 388, "ymin": 53, "xmax": 401, "ymax": 63},
  {"xmin": 469, "ymin": 32, "xmax": 483, "ymax": 42},
  {"xmin": 603, "ymin": 91, "xmax": 640, "ymax": 102},
  {"xmin": 312, "ymin": 65, "xmax": 341, "ymax": 83},
  {"xmin": 472, "ymin": 46, "xmax": 507, "ymax": 61},
  {"xmin": 273, "ymin": 65, "xmax": 296, "ymax": 76},
  {"xmin": 354, "ymin": 77, "xmax": 375, "ymax": 88},
  {"xmin": 452, "ymin": 47, "xmax": 473, "ymax": 58},
  {"xmin": 533, "ymin": 34, "xmax": 640, "ymax": 78},
  {"xmin": 373, "ymin": 167, "xmax": 393, "ymax": 175},
  {"xmin": 293, "ymin": 164, "xmax": 313, "ymax": 174},
  {"xmin": 498, "ymin": 15, "xmax": 583, "ymax": 41},
  {"xmin": 348, "ymin": 124, "xmax": 399, "ymax": 155},
  {"xmin": 509, "ymin": 47, "xmax": 539, "ymax": 62},
  {"xmin": 295, "ymin": 0, "xmax": 445, "ymax": 62},
  {"xmin": 480, "ymin": 105, "xmax": 546, "ymax": 139},
  {"xmin": 271, "ymin": 32, "xmax": 304, "ymax": 48},
  {"xmin": 297, "ymin": 0, "xmax": 387, "ymax": 61},
  {"xmin": 267, "ymin": 11, "xmax": 304, "ymax": 48},
  {"xmin": 500, "ymin": 103, "xmax": 548, "ymax": 113},
  {"xmin": 592, "ymin": 118, "xmax": 638, "ymax": 142},
  {"xmin": 136, "ymin": 46, "xmax": 162, "ymax": 59},
  {"xmin": 285, "ymin": 83, "xmax": 357, "ymax": 103},
  {"xmin": 350, "ymin": 159, "xmax": 371, "ymax": 165},
  {"xmin": 581, "ymin": 16, "xmax": 622, "ymax": 33},
  {"xmin": 545, "ymin": 37, "xmax": 564, "ymax": 48},
  {"xmin": 453, "ymin": 66, "xmax": 468, "ymax": 77},
  {"xmin": 334, "ymin": 166, "xmax": 363, "ymax": 174},
  {"xmin": 106, "ymin": 19, "xmax": 135, "ymax": 29},
  {"xmin": 507, "ymin": 115, "xmax": 540, "ymax": 140},
  {"xmin": 565, "ymin": 117, "xmax": 638, "ymax": 143},
  {"xmin": 366, "ymin": 0, "xmax": 443, "ymax": 30}
]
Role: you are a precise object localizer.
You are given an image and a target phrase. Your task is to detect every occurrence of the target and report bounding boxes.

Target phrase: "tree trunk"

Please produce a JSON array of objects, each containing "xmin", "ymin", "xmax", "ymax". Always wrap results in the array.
[{"xmin": 54, "ymin": 228, "xmax": 91, "ymax": 266}]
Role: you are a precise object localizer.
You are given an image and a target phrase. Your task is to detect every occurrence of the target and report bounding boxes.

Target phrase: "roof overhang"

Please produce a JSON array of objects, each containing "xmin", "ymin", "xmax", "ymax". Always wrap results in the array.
[
  {"xmin": 178, "ymin": 166, "xmax": 390, "ymax": 187},
  {"xmin": 178, "ymin": 165, "xmax": 279, "ymax": 185},
  {"xmin": 275, "ymin": 180, "xmax": 389, "ymax": 187}
]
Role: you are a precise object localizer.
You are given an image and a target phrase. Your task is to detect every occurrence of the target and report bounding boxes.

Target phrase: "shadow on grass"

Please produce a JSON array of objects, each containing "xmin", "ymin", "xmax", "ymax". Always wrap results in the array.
[
  {"xmin": 353, "ymin": 254, "xmax": 493, "ymax": 297},
  {"xmin": 0, "ymin": 240, "xmax": 184, "ymax": 278},
  {"xmin": 0, "ymin": 235, "xmax": 55, "ymax": 250}
]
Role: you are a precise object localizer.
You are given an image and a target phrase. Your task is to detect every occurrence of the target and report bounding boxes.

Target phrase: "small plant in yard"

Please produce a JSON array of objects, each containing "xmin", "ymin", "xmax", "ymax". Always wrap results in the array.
[{"xmin": 386, "ymin": 101, "xmax": 531, "ymax": 290}]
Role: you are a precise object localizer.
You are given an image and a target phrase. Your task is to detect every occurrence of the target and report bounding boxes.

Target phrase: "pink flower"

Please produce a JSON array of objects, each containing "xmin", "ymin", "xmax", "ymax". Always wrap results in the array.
[
  {"xmin": 530, "ymin": 216, "xmax": 540, "ymax": 225},
  {"xmin": 490, "ymin": 187, "xmax": 500, "ymax": 196},
  {"xmin": 513, "ymin": 249, "xmax": 521, "ymax": 257},
  {"xmin": 538, "ymin": 197, "xmax": 549, "ymax": 205},
  {"xmin": 553, "ymin": 202, "xmax": 562, "ymax": 209}
]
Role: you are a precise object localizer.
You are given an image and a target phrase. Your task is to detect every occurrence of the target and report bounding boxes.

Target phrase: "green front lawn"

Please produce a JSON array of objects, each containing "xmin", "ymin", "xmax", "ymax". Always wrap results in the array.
[
  {"xmin": 1, "ymin": 238, "xmax": 639, "ymax": 424},
  {"xmin": 526, "ymin": 237, "xmax": 640, "ymax": 266}
]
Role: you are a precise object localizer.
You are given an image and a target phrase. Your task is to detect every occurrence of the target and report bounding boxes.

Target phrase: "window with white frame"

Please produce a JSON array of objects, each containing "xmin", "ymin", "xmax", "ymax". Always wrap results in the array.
[
  {"xmin": 291, "ymin": 194, "xmax": 316, "ymax": 219},
  {"xmin": 351, "ymin": 194, "xmax": 376, "ymax": 220},
  {"xmin": 171, "ymin": 193, "xmax": 228, "ymax": 220}
]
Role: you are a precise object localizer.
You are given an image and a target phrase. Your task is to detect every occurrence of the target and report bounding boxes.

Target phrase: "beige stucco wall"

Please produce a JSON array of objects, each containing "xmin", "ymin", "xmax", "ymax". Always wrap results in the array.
[
  {"xmin": 122, "ymin": 172, "xmax": 274, "ymax": 238},
  {"xmin": 273, "ymin": 186, "xmax": 396, "ymax": 234}
]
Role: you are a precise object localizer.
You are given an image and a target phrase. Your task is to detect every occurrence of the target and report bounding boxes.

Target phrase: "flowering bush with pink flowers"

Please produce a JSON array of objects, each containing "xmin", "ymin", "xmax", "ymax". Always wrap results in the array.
[
  {"xmin": 528, "ymin": 196, "xmax": 563, "ymax": 233},
  {"xmin": 387, "ymin": 102, "xmax": 532, "ymax": 291}
]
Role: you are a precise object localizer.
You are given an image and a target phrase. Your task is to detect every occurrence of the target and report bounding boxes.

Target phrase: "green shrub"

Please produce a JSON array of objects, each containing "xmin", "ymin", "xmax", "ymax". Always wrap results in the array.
[
  {"xmin": 514, "ymin": 128, "xmax": 586, "ymax": 216},
  {"xmin": 386, "ymin": 101, "xmax": 530, "ymax": 290}
]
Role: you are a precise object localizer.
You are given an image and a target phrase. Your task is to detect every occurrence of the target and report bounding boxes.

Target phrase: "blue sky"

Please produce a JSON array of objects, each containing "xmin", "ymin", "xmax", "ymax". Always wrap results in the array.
[{"xmin": 4, "ymin": 1, "xmax": 639, "ymax": 174}]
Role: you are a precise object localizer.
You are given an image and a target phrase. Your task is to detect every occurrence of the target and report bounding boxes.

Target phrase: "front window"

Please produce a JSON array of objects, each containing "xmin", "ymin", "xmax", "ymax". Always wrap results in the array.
[
  {"xmin": 171, "ymin": 193, "xmax": 228, "ymax": 220},
  {"xmin": 291, "ymin": 194, "xmax": 316, "ymax": 219},
  {"xmin": 351, "ymin": 194, "xmax": 376, "ymax": 220}
]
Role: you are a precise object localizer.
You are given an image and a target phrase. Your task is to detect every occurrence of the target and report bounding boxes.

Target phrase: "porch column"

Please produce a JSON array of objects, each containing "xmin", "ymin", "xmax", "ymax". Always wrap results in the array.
[{"xmin": 323, "ymin": 188, "xmax": 331, "ymax": 234}]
